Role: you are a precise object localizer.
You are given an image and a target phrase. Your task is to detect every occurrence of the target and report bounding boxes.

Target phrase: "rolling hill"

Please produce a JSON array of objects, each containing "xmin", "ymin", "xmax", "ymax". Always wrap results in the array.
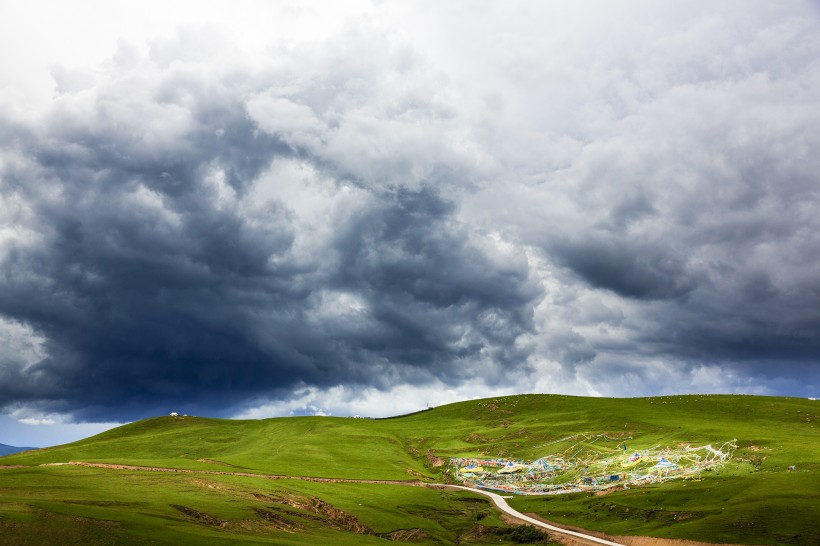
[{"xmin": 1, "ymin": 394, "xmax": 818, "ymax": 545}]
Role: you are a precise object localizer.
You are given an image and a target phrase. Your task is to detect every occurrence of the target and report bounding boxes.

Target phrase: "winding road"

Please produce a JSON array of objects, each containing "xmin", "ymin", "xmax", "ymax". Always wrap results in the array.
[{"xmin": 440, "ymin": 484, "xmax": 623, "ymax": 545}]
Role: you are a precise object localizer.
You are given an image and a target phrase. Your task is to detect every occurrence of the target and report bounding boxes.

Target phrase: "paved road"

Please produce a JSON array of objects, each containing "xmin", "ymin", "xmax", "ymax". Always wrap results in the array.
[{"xmin": 441, "ymin": 485, "xmax": 624, "ymax": 546}]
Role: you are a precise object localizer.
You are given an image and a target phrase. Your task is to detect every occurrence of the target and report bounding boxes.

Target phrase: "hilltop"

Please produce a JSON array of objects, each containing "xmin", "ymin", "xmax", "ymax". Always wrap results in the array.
[{"xmin": 1, "ymin": 394, "xmax": 818, "ymax": 545}]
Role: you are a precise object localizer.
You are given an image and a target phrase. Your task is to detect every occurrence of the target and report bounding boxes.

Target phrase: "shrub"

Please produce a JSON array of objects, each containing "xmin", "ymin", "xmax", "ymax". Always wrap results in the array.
[{"xmin": 505, "ymin": 524, "xmax": 547, "ymax": 543}]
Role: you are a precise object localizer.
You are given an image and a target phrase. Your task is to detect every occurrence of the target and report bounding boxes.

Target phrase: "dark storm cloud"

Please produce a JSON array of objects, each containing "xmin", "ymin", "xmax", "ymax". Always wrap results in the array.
[
  {"xmin": 328, "ymin": 187, "xmax": 539, "ymax": 377},
  {"xmin": 646, "ymin": 268, "xmax": 820, "ymax": 368},
  {"xmin": 551, "ymin": 238, "xmax": 698, "ymax": 301},
  {"xmin": 0, "ymin": 102, "xmax": 300, "ymax": 417},
  {"xmin": 0, "ymin": 39, "xmax": 541, "ymax": 421},
  {"xmin": 3, "ymin": 3, "xmax": 820, "ymax": 426}
]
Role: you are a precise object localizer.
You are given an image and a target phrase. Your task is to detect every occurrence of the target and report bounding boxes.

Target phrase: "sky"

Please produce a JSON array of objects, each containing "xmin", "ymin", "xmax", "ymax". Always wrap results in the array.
[{"xmin": 1, "ymin": 1, "xmax": 819, "ymax": 447}]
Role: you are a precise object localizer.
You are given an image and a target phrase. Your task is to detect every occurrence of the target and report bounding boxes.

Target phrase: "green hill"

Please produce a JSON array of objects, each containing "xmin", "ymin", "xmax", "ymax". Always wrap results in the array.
[{"xmin": 1, "ymin": 394, "xmax": 818, "ymax": 545}]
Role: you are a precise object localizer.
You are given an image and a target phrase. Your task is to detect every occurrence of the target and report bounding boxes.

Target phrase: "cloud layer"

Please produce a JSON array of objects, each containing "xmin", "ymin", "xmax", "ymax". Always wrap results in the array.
[{"xmin": 1, "ymin": 1, "xmax": 819, "ymax": 423}]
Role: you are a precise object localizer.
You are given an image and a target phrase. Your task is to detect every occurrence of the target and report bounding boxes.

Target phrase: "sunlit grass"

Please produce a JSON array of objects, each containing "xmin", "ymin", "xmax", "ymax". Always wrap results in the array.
[{"xmin": 2, "ymin": 394, "xmax": 818, "ymax": 544}]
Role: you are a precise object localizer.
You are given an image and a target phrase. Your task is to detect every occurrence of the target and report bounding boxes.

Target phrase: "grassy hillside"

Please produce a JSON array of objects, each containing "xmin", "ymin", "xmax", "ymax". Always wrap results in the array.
[
  {"xmin": 1, "ymin": 394, "xmax": 818, "ymax": 545},
  {"xmin": 0, "ymin": 465, "xmax": 513, "ymax": 545}
]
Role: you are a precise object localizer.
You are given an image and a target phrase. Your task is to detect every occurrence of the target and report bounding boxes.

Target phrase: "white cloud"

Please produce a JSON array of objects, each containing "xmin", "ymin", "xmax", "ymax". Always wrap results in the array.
[
  {"xmin": 233, "ymin": 381, "xmax": 526, "ymax": 420},
  {"xmin": 0, "ymin": 317, "xmax": 47, "ymax": 372}
]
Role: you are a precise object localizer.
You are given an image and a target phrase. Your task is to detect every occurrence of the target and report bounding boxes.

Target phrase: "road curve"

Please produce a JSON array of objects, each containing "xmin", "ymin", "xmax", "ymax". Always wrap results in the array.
[{"xmin": 440, "ymin": 485, "xmax": 624, "ymax": 546}]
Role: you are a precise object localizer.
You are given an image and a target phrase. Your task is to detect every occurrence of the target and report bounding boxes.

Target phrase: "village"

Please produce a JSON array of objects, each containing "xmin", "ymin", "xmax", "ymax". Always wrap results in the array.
[{"xmin": 449, "ymin": 433, "xmax": 737, "ymax": 495}]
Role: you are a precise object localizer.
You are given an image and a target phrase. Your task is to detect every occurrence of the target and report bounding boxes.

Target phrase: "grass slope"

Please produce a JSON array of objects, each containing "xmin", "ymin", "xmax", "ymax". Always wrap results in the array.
[
  {"xmin": 0, "ymin": 465, "xmax": 511, "ymax": 545},
  {"xmin": 2, "ymin": 394, "xmax": 818, "ymax": 545}
]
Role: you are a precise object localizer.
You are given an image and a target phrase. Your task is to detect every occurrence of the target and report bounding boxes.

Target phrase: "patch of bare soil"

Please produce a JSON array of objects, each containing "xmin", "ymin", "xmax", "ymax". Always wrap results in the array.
[
  {"xmin": 426, "ymin": 449, "xmax": 445, "ymax": 467},
  {"xmin": 273, "ymin": 495, "xmax": 427, "ymax": 540},
  {"xmin": 277, "ymin": 495, "xmax": 374, "ymax": 535},
  {"xmin": 196, "ymin": 458, "xmax": 243, "ymax": 468},
  {"xmin": 594, "ymin": 485, "xmax": 626, "ymax": 496},
  {"xmin": 191, "ymin": 478, "xmax": 224, "ymax": 490},
  {"xmin": 380, "ymin": 528, "xmax": 429, "ymax": 541},
  {"xmin": 67, "ymin": 462, "xmax": 198, "ymax": 473},
  {"xmin": 252, "ymin": 508, "xmax": 302, "ymax": 532},
  {"xmin": 478, "ymin": 400, "xmax": 514, "ymax": 414},
  {"xmin": 252, "ymin": 492, "xmax": 276, "ymax": 503},
  {"xmin": 170, "ymin": 504, "xmax": 227, "ymax": 528}
]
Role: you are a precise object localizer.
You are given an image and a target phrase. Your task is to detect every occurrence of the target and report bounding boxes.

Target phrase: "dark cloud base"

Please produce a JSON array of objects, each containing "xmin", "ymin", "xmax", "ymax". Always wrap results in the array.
[
  {"xmin": 2, "ymin": 7, "xmax": 820, "ymax": 422},
  {"xmin": 0, "ymin": 52, "xmax": 540, "ymax": 421}
]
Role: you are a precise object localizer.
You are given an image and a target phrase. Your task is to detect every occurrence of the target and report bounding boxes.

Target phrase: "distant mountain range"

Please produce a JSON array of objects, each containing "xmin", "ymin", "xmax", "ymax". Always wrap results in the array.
[{"xmin": 0, "ymin": 443, "xmax": 37, "ymax": 456}]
